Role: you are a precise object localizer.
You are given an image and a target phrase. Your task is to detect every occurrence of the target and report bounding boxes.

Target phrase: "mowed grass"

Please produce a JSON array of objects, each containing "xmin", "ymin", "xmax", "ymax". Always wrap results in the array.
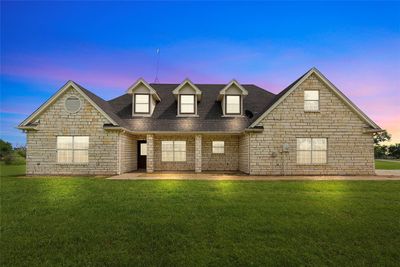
[
  {"xmin": 1, "ymin": 165, "xmax": 400, "ymax": 266},
  {"xmin": 375, "ymin": 159, "xmax": 400, "ymax": 170}
]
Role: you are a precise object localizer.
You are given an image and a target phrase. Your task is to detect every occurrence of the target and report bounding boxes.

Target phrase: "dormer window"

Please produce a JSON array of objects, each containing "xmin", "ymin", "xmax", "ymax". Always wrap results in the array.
[
  {"xmin": 218, "ymin": 80, "xmax": 248, "ymax": 116},
  {"xmin": 225, "ymin": 95, "xmax": 241, "ymax": 115},
  {"xmin": 180, "ymin": 94, "xmax": 196, "ymax": 114},
  {"xmin": 173, "ymin": 79, "xmax": 202, "ymax": 116},
  {"xmin": 126, "ymin": 79, "xmax": 161, "ymax": 117},
  {"xmin": 134, "ymin": 94, "xmax": 150, "ymax": 114}
]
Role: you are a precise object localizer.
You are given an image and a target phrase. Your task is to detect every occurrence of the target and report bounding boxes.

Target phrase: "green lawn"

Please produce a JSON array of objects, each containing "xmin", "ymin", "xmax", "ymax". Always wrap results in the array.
[
  {"xmin": 1, "ymin": 165, "xmax": 400, "ymax": 266},
  {"xmin": 375, "ymin": 159, "xmax": 400, "ymax": 170}
]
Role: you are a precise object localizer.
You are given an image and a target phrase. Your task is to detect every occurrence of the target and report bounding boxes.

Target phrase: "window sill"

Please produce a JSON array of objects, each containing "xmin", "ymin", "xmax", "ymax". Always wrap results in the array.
[
  {"xmin": 176, "ymin": 115, "xmax": 199, "ymax": 117},
  {"xmin": 222, "ymin": 115, "xmax": 244, "ymax": 117},
  {"xmin": 132, "ymin": 114, "xmax": 152, "ymax": 117}
]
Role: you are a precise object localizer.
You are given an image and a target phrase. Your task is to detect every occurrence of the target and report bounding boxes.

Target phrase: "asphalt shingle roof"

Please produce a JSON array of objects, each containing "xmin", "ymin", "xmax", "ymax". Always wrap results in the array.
[{"xmin": 107, "ymin": 84, "xmax": 276, "ymax": 132}]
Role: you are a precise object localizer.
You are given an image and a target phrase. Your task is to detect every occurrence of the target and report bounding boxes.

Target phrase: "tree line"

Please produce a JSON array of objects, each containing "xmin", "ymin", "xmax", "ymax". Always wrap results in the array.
[
  {"xmin": 374, "ymin": 131, "xmax": 400, "ymax": 159},
  {"xmin": 0, "ymin": 139, "xmax": 26, "ymax": 165}
]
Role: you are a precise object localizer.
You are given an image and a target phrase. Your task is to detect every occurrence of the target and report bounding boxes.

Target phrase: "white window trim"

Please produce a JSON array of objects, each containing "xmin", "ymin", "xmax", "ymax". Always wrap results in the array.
[
  {"xmin": 225, "ymin": 95, "xmax": 242, "ymax": 115},
  {"xmin": 212, "ymin": 141, "xmax": 225, "ymax": 154},
  {"xmin": 179, "ymin": 94, "xmax": 196, "ymax": 115},
  {"xmin": 297, "ymin": 138, "xmax": 327, "ymax": 165},
  {"xmin": 57, "ymin": 136, "xmax": 89, "ymax": 164},
  {"xmin": 161, "ymin": 141, "xmax": 187, "ymax": 162},
  {"xmin": 304, "ymin": 90, "xmax": 320, "ymax": 112},
  {"xmin": 134, "ymin": 94, "xmax": 150, "ymax": 114}
]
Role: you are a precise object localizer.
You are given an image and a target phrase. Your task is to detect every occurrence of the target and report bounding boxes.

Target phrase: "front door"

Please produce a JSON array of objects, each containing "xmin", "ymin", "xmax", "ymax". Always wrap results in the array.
[{"xmin": 137, "ymin": 140, "xmax": 147, "ymax": 170}]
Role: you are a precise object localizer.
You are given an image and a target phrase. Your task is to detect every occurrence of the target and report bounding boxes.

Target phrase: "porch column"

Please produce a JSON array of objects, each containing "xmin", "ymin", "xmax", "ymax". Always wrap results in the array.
[
  {"xmin": 195, "ymin": 134, "xmax": 202, "ymax": 173},
  {"xmin": 146, "ymin": 134, "xmax": 154, "ymax": 173}
]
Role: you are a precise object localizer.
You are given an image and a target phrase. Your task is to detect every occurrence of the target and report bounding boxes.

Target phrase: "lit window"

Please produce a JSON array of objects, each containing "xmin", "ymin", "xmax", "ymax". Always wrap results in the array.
[
  {"xmin": 134, "ymin": 94, "xmax": 150, "ymax": 113},
  {"xmin": 140, "ymin": 143, "xmax": 147, "ymax": 156},
  {"xmin": 304, "ymin": 90, "xmax": 319, "ymax": 111},
  {"xmin": 180, "ymin": 95, "xmax": 195, "ymax": 114},
  {"xmin": 162, "ymin": 141, "xmax": 186, "ymax": 162},
  {"xmin": 57, "ymin": 136, "xmax": 89, "ymax": 163},
  {"xmin": 226, "ymin": 95, "xmax": 241, "ymax": 114},
  {"xmin": 212, "ymin": 141, "xmax": 224, "ymax": 154},
  {"xmin": 297, "ymin": 138, "xmax": 327, "ymax": 164}
]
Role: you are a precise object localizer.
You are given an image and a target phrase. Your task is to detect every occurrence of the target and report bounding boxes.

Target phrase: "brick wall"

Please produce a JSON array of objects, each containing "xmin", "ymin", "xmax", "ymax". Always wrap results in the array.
[
  {"xmin": 249, "ymin": 73, "xmax": 375, "ymax": 175},
  {"xmin": 239, "ymin": 134, "xmax": 250, "ymax": 173},
  {"xmin": 119, "ymin": 133, "xmax": 137, "ymax": 173},
  {"xmin": 201, "ymin": 135, "xmax": 239, "ymax": 171},
  {"xmin": 26, "ymin": 87, "xmax": 119, "ymax": 175}
]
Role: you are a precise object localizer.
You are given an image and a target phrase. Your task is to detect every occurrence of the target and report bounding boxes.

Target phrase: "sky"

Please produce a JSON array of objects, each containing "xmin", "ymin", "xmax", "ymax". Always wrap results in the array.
[{"xmin": 1, "ymin": 1, "xmax": 399, "ymax": 146}]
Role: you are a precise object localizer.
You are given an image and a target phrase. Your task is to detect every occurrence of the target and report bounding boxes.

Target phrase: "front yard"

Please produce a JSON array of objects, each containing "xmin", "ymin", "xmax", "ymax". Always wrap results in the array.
[{"xmin": 1, "ymin": 165, "xmax": 399, "ymax": 266}]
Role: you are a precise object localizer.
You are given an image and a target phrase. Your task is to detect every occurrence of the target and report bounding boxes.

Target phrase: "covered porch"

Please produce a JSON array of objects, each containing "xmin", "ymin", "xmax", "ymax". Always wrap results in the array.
[{"xmin": 119, "ymin": 133, "xmax": 249, "ymax": 174}]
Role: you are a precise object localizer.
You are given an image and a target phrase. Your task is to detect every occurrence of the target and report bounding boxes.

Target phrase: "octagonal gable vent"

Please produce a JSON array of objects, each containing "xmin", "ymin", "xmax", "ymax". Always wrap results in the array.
[{"xmin": 65, "ymin": 96, "xmax": 81, "ymax": 113}]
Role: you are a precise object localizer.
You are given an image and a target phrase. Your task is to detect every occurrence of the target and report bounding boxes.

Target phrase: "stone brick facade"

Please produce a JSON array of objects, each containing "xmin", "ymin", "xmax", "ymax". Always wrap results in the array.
[
  {"xmin": 248, "ymin": 73, "xmax": 375, "ymax": 175},
  {"xmin": 23, "ymin": 74, "xmax": 375, "ymax": 176},
  {"xmin": 25, "ymin": 87, "xmax": 120, "ymax": 175},
  {"xmin": 239, "ymin": 134, "xmax": 250, "ymax": 173},
  {"xmin": 201, "ymin": 135, "xmax": 239, "ymax": 171}
]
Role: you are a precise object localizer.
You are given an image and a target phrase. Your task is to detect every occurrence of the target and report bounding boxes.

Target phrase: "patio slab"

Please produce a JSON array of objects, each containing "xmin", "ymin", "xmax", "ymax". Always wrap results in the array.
[{"xmin": 107, "ymin": 170, "xmax": 400, "ymax": 180}]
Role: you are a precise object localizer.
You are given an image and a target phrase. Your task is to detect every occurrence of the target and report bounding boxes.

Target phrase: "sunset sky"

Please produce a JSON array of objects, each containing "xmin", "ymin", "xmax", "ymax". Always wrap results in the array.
[{"xmin": 1, "ymin": 1, "xmax": 399, "ymax": 145}]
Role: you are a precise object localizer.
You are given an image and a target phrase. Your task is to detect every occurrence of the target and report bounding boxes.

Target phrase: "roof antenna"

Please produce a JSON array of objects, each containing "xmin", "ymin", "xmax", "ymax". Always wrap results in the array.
[{"xmin": 154, "ymin": 48, "xmax": 160, "ymax": 83}]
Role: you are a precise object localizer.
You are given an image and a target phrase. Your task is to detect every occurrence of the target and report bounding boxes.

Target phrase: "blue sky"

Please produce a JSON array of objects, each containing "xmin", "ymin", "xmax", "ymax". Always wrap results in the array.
[{"xmin": 1, "ymin": 1, "xmax": 399, "ymax": 145}]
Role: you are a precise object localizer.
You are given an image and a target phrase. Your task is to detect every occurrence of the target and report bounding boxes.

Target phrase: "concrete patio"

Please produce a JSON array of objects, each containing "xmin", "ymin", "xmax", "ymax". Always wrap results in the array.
[{"xmin": 107, "ymin": 170, "xmax": 400, "ymax": 180}]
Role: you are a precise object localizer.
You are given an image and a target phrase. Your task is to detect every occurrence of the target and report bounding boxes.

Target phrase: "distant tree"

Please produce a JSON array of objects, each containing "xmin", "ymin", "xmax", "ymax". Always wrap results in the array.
[
  {"xmin": 373, "ymin": 131, "xmax": 391, "ymax": 145},
  {"xmin": 14, "ymin": 145, "xmax": 26, "ymax": 158},
  {"xmin": 0, "ymin": 139, "xmax": 13, "ymax": 160},
  {"xmin": 374, "ymin": 145, "xmax": 388, "ymax": 159},
  {"xmin": 388, "ymin": 144, "xmax": 400, "ymax": 159}
]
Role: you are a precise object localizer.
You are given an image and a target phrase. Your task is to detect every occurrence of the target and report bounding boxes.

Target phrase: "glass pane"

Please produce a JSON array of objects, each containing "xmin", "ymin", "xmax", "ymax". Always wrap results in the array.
[
  {"xmin": 312, "ymin": 151, "xmax": 327, "ymax": 164},
  {"xmin": 297, "ymin": 151, "xmax": 311, "ymax": 164},
  {"xmin": 212, "ymin": 141, "xmax": 224, "ymax": 153},
  {"xmin": 312, "ymin": 138, "xmax": 327, "ymax": 150},
  {"xmin": 180, "ymin": 103, "xmax": 194, "ymax": 113},
  {"xmin": 140, "ymin": 143, "xmax": 147, "ymax": 156},
  {"xmin": 162, "ymin": 141, "xmax": 173, "ymax": 151},
  {"xmin": 74, "ymin": 150, "xmax": 88, "ymax": 163},
  {"xmin": 304, "ymin": 100, "xmax": 319, "ymax": 111},
  {"xmin": 180, "ymin": 95, "xmax": 194, "ymax": 104},
  {"xmin": 174, "ymin": 151, "xmax": 186, "ymax": 162},
  {"xmin": 297, "ymin": 138, "xmax": 311, "ymax": 150},
  {"xmin": 162, "ymin": 151, "xmax": 173, "ymax": 162},
  {"xmin": 74, "ymin": 136, "xmax": 89, "ymax": 149},
  {"xmin": 304, "ymin": 90, "xmax": 319, "ymax": 100},
  {"xmin": 135, "ymin": 103, "xmax": 149, "ymax": 113},
  {"xmin": 174, "ymin": 141, "xmax": 186, "ymax": 152},
  {"xmin": 135, "ymin": 95, "xmax": 149, "ymax": 104},
  {"xmin": 57, "ymin": 150, "xmax": 73, "ymax": 163},
  {"xmin": 226, "ymin": 95, "xmax": 240, "ymax": 114},
  {"xmin": 57, "ymin": 136, "xmax": 73, "ymax": 149}
]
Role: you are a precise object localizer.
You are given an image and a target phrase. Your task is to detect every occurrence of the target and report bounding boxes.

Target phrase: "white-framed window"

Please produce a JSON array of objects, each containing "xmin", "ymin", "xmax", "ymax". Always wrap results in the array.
[
  {"xmin": 180, "ymin": 95, "xmax": 195, "ymax": 114},
  {"xmin": 225, "ymin": 95, "xmax": 241, "ymax": 115},
  {"xmin": 161, "ymin": 141, "xmax": 186, "ymax": 162},
  {"xmin": 212, "ymin": 141, "xmax": 224, "ymax": 154},
  {"xmin": 304, "ymin": 90, "xmax": 319, "ymax": 111},
  {"xmin": 134, "ymin": 94, "xmax": 150, "ymax": 114},
  {"xmin": 297, "ymin": 138, "xmax": 327, "ymax": 164},
  {"xmin": 57, "ymin": 136, "xmax": 89, "ymax": 163}
]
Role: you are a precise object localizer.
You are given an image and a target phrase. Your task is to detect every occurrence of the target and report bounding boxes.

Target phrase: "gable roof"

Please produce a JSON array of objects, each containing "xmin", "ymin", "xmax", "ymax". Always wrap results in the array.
[
  {"xmin": 126, "ymin": 78, "xmax": 161, "ymax": 101},
  {"xmin": 172, "ymin": 79, "xmax": 203, "ymax": 100},
  {"xmin": 249, "ymin": 67, "xmax": 381, "ymax": 129},
  {"xmin": 219, "ymin": 79, "xmax": 248, "ymax": 97},
  {"xmin": 18, "ymin": 81, "xmax": 123, "ymax": 128}
]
